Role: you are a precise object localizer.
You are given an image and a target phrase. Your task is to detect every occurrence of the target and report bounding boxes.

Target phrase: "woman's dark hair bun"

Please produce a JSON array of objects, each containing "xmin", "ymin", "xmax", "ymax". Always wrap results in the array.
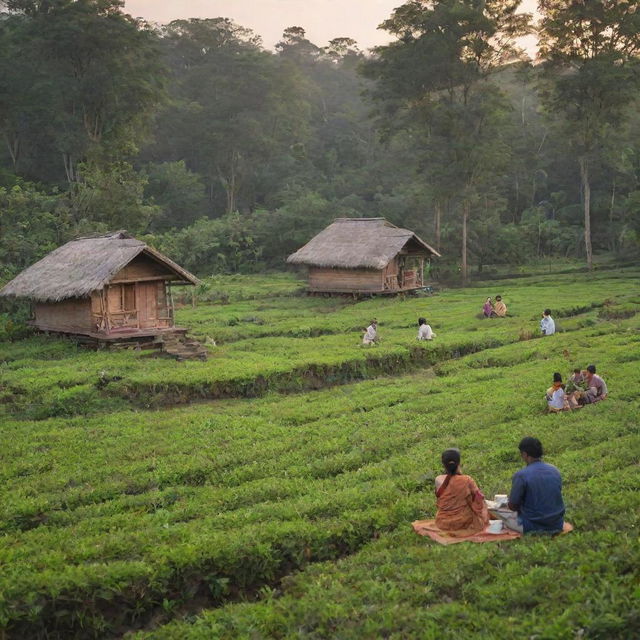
[{"xmin": 441, "ymin": 448, "xmax": 461, "ymax": 475}]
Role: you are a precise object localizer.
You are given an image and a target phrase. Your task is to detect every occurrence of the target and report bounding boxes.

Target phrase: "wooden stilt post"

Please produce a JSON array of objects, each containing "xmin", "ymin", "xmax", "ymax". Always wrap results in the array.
[
  {"xmin": 103, "ymin": 287, "xmax": 110, "ymax": 333},
  {"xmin": 168, "ymin": 283, "xmax": 175, "ymax": 327}
]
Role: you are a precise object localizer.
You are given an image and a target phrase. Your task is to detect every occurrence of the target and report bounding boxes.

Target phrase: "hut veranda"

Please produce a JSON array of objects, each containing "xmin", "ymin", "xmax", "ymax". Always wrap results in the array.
[
  {"xmin": 287, "ymin": 218, "xmax": 440, "ymax": 294},
  {"xmin": 0, "ymin": 231, "xmax": 198, "ymax": 341}
]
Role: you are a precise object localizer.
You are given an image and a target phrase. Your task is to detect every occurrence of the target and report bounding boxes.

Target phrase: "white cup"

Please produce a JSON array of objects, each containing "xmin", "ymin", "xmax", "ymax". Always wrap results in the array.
[
  {"xmin": 488, "ymin": 519, "xmax": 503, "ymax": 534},
  {"xmin": 494, "ymin": 494, "xmax": 508, "ymax": 506}
]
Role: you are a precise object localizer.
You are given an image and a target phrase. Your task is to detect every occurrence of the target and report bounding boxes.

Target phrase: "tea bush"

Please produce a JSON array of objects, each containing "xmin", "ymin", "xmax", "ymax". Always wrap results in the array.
[
  {"xmin": 0, "ymin": 269, "xmax": 639, "ymax": 638},
  {"xmin": 2, "ymin": 269, "xmax": 638, "ymax": 420}
]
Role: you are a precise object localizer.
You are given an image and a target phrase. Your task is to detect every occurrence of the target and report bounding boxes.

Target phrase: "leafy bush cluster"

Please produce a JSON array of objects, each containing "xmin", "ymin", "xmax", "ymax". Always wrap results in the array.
[
  {"xmin": 0, "ymin": 271, "xmax": 639, "ymax": 638},
  {"xmin": 2, "ymin": 269, "xmax": 638, "ymax": 420}
]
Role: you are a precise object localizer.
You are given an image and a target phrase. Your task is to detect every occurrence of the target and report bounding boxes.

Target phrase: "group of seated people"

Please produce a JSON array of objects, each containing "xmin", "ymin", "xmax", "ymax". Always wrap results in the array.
[
  {"xmin": 482, "ymin": 295, "xmax": 507, "ymax": 318},
  {"xmin": 435, "ymin": 437, "xmax": 564, "ymax": 536},
  {"xmin": 482, "ymin": 300, "xmax": 558, "ymax": 338},
  {"xmin": 362, "ymin": 317, "xmax": 437, "ymax": 345},
  {"xmin": 546, "ymin": 365, "xmax": 608, "ymax": 412}
]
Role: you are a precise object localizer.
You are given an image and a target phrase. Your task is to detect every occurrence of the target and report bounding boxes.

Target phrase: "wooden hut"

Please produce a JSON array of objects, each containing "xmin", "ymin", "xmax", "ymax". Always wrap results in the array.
[
  {"xmin": 0, "ymin": 231, "xmax": 199, "ymax": 341},
  {"xmin": 287, "ymin": 218, "xmax": 440, "ymax": 294}
]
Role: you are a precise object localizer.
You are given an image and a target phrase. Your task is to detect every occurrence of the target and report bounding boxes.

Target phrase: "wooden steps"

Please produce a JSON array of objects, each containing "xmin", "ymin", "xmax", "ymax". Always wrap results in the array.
[
  {"xmin": 38, "ymin": 327, "xmax": 207, "ymax": 360},
  {"xmin": 160, "ymin": 332, "xmax": 208, "ymax": 361}
]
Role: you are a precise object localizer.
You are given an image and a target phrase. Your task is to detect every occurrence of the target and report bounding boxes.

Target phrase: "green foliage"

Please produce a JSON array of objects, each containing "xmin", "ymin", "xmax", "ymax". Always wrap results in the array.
[
  {"xmin": 0, "ymin": 0, "xmax": 166, "ymax": 183},
  {"xmin": 146, "ymin": 18, "xmax": 311, "ymax": 216},
  {"xmin": 362, "ymin": 0, "xmax": 531, "ymax": 281},
  {"xmin": 148, "ymin": 213, "xmax": 261, "ymax": 275},
  {"xmin": 0, "ymin": 181, "xmax": 68, "ymax": 276},
  {"xmin": 538, "ymin": 0, "xmax": 640, "ymax": 268},
  {"xmin": 68, "ymin": 160, "xmax": 159, "ymax": 234},
  {"xmin": 2, "ymin": 0, "xmax": 640, "ymax": 273},
  {"xmin": 0, "ymin": 271, "xmax": 638, "ymax": 637},
  {"xmin": 2, "ymin": 267, "xmax": 638, "ymax": 421},
  {"xmin": 143, "ymin": 161, "xmax": 208, "ymax": 231}
]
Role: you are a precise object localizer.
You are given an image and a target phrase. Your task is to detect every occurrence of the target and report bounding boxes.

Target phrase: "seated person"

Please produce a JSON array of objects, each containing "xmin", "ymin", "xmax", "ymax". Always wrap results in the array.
[
  {"xmin": 434, "ymin": 448, "xmax": 489, "ymax": 537},
  {"xmin": 579, "ymin": 364, "xmax": 608, "ymax": 404},
  {"xmin": 546, "ymin": 372, "xmax": 569, "ymax": 412},
  {"xmin": 362, "ymin": 320, "xmax": 378, "ymax": 345},
  {"xmin": 417, "ymin": 317, "xmax": 436, "ymax": 340},
  {"xmin": 565, "ymin": 369, "xmax": 587, "ymax": 407},
  {"xmin": 496, "ymin": 437, "xmax": 565, "ymax": 534},
  {"xmin": 540, "ymin": 309, "xmax": 556, "ymax": 335},
  {"xmin": 482, "ymin": 297, "xmax": 495, "ymax": 318},
  {"xmin": 494, "ymin": 295, "xmax": 507, "ymax": 317},
  {"xmin": 569, "ymin": 368, "xmax": 585, "ymax": 386}
]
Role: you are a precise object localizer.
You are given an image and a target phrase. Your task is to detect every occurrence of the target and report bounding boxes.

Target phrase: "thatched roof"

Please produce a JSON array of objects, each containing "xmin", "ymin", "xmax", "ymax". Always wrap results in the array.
[
  {"xmin": 0, "ymin": 231, "xmax": 199, "ymax": 303},
  {"xmin": 286, "ymin": 218, "xmax": 440, "ymax": 270}
]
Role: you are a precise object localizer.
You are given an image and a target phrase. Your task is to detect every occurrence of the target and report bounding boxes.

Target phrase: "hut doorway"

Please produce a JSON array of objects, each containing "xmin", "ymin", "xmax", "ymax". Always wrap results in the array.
[{"xmin": 137, "ymin": 282, "xmax": 167, "ymax": 329}]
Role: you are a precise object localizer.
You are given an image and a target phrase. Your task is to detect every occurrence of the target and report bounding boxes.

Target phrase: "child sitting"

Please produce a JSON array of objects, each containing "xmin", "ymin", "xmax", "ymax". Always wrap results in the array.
[
  {"xmin": 417, "ymin": 317, "xmax": 436, "ymax": 340},
  {"xmin": 546, "ymin": 372, "xmax": 570, "ymax": 412}
]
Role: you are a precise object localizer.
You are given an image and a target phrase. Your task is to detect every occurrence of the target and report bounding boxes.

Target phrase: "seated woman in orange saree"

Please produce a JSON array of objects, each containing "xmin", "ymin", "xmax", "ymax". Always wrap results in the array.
[{"xmin": 434, "ymin": 448, "xmax": 490, "ymax": 537}]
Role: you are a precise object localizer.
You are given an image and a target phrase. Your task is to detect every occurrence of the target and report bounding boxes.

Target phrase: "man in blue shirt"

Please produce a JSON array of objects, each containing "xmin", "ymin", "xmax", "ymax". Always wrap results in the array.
[{"xmin": 506, "ymin": 437, "xmax": 565, "ymax": 534}]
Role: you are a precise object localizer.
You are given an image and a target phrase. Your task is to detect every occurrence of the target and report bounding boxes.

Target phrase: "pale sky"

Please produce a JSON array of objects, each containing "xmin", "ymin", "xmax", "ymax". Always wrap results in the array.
[{"xmin": 125, "ymin": 0, "xmax": 538, "ymax": 55}]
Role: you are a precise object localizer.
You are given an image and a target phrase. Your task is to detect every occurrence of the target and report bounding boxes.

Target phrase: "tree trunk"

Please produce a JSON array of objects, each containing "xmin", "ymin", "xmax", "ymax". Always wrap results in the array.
[
  {"xmin": 226, "ymin": 150, "xmax": 240, "ymax": 214},
  {"xmin": 229, "ymin": 162, "xmax": 236, "ymax": 214},
  {"xmin": 4, "ymin": 133, "xmax": 20, "ymax": 172},
  {"xmin": 461, "ymin": 202, "xmax": 469, "ymax": 285},
  {"xmin": 218, "ymin": 151, "xmax": 240, "ymax": 215},
  {"xmin": 434, "ymin": 202, "xmax": 441, "ymax": 252},
  {"xmin": 579, "ymin": 156, "xmax": 593, "ymax": 270},
  {"xmin": 63, "ymin": 153, "xmax": 76, "ymax": 184},
  {"xmin": 608, "ymin": 179, "xmax": 616, "ymax": 251}
]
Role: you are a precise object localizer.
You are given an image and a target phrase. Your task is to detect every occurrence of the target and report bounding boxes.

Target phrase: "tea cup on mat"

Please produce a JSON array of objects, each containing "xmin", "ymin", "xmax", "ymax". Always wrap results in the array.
[
  {"xmin": 494, "ymin": 494, "xmax": 508, "ymax": 507},
  {"xmin": 488, "ymin": 520, "xmax": 503, "ymax": 534}
]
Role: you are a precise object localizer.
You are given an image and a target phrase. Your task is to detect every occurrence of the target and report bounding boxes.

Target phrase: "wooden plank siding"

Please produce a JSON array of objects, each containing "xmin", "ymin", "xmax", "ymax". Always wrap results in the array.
[
  {"xmin": 110, "ymin": 254, "xmax": 171, "ymax": 282},
  {"xmin": 306, "ymin": 256, "xmax": 425, "ymax": 295},
  {"xmin": 33, "ymin": 259, "xmax": 176, "ymax": 337},
  {"xmin": 34, "ymin": 298, "xmax": 93, "ymax": 333},
  {"xmin": 86, "ymin": 256, "xmax": 176, "ymax": 333},
  {"xmin": 308, "ymin": 267, "xmax": 385, "ymax": 292},
  {"xmin": 383, "ymin": 258, "xmax": 399, "ymax": 291}
]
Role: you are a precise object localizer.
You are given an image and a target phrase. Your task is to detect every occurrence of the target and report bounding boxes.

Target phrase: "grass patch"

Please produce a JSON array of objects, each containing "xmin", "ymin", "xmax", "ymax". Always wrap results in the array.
[{"xmin": 0, "ymin": 269, "xmax": 638, "ymax": 638}]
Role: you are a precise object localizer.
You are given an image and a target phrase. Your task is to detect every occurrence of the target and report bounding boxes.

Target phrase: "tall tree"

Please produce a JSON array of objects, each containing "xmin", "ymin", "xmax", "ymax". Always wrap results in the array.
[
  {"xmin": 0, "ymin": 0, "xmax": 166, "ymax": 183},
  {"xmin": 146, "ymin": 19, "xmax": 310, "ymax": 216},
  {"xmin": 363, "ymin": 0, "xmax": 529, "ymax": 282},
  {"xmin": 538, "ymin": 0, "xmax": 640, "ymax": 269}
]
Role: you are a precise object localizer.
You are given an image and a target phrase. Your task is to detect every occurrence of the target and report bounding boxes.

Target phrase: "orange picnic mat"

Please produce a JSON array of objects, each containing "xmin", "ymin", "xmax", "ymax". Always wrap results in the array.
[{"xmin": 412, "ymin": 520, "xmax": 574, "ymax": 545}]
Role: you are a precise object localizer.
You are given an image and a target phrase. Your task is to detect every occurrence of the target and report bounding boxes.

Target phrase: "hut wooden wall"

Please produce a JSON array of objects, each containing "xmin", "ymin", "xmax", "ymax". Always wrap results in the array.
[
  {"xmin": 308, "ymin": 267, "xmax": 384, "ymax": 292},
  {"xmin": 383, "ymin": 259, "xmax": 399, "ymax": 290},
  {"xmin": 99, "ymin": 255, "xmax": 174, "ymax": 331},
  {"xmin": 34, "ymin": 298, "xmax": 93, "ymax": 333},
  {"xmin": 111, "ymin": 254, "xmax": 170, "ymax": 282},
  {"xmin": 137, "ymin": 281, "xmax": 171, "ymax": 328},
  {"xmin": 92, "ymin": 281, "xmax": 172, "ymax": 332}
]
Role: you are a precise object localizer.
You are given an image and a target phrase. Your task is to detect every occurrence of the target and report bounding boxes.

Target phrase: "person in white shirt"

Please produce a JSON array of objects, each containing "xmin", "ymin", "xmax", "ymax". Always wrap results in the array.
[
  {"xmin": 363, "ymin": 320, "xmax": 378, "ymax": 345},
  {"xmin": 417, "ymin": 317, "xmax": 436, "ymax": 341},
  {"xmin": 546, "ymin": 372, "xmax": 569, "ymax": 412},
  {"xmin": 540, "ymin": 309, "xmax": 555, "ymax": 336}
]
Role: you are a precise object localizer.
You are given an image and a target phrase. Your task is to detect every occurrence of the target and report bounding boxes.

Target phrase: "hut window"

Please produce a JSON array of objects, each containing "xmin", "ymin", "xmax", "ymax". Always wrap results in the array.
[{"xmin": 122, "ymin": 284, "xmax": 136, "ymax": 311}]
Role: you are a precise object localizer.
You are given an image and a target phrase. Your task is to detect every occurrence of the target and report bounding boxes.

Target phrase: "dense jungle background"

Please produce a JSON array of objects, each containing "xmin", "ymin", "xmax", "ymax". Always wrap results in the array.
[{"xmin": 1, "ymin": 0, "xmax": 640, "ymax": 282}]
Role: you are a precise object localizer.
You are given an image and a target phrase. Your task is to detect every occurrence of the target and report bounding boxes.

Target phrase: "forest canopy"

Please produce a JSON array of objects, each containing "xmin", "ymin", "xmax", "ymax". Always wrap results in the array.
[{"xmin": 1, "ymin": 0, "xmax": 639, "ymax": 281}]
